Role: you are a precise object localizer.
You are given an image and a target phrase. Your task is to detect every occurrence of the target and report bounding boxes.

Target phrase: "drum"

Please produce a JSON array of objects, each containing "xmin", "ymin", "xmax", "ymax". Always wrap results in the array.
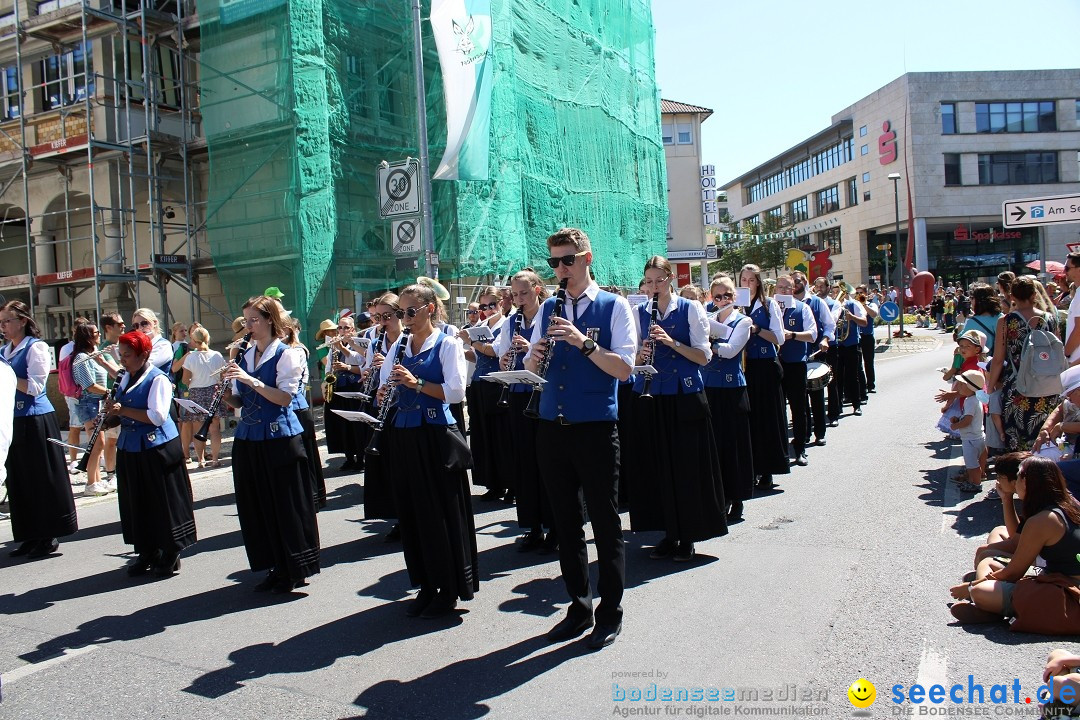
[{"xmin": 806, "ymin": 361, "xmax": 832, "ymax": 391}]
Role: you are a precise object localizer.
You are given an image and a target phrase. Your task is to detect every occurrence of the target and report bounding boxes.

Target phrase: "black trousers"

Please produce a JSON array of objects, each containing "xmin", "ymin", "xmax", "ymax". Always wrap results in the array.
[
  {"xmin": 806, "ymin": 384, "xmax": 826, "ymax": 442},
  {"xmin": 860, "ymin": 333, "xmax": 876, "ymax": 391},
  {"xmin": 780, "ymin": 361, "xmax": 807, "ymax": 455},
  {"xmin": 536, "ymin": 420, "xmax": 624, "ymax": 627},
  {"xmin": 839, "ymin": 343, "xmax": 862, "ymax": 411},
  {"xmin": 826, "ymin": 345, "xmax": 842, "ymax": 422}
]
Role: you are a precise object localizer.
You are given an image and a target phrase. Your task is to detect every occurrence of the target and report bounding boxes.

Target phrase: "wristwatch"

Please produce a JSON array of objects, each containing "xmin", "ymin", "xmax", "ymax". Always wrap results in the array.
[
  {"xmin": 251, "ymin": 379, "xmax": 265, "ymax": 390},
  {"xmin": 581, "ymin": 338, "xmax": 597, "ymax": 357},
  {"xmin": 416, "ymin": 377, "xmax": 426, "ymax": 390},
  {"xmin": 673, "ymin": 341, "xmax": 681, "ymax": 348}
]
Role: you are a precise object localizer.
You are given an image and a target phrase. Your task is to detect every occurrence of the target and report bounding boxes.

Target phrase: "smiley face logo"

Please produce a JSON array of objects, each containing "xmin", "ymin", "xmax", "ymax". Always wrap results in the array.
[{"xmin": 847, "ymin": 678, "xmax": 876, "ymax": 708}]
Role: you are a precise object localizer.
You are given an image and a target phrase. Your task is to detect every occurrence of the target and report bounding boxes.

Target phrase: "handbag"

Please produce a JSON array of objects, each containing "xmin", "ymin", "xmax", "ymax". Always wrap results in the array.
[{"xmin": 1009, "ymin": 572, "xmax": 1080, "ymax": 635}]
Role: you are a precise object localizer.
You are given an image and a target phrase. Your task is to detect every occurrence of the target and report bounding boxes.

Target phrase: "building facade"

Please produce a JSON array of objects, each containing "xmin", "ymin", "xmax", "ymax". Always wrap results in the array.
[
  {"xmin": 661, "ymin": 99, "xmax": 718, "ymax": 287},
  {"xmin": 722, "ymin": 70, "xmax": 1080, "ymax": 288}
]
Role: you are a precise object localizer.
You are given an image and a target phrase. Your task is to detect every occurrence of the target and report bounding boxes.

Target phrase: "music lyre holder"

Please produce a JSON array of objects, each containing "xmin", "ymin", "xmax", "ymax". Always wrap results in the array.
[
  {"xmin": 328, "ymin": 391, "xmax": 371, "ymax": 401},
  {"xmin": 632, "ymin": 365, "xmax": 657, "ymax": 377},
  {"xmin": 484, "ymin": 369, "xmax": 547, "ymax": 388}
]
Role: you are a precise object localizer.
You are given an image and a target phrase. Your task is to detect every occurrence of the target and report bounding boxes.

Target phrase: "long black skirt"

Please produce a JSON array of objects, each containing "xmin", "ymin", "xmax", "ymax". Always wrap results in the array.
[
  {"xmin": 500, "ymin": 391, "xmax": 552, "ymax": 529},
  {"xmin": 616, "ymin": 381, "xmax": 637, "ymax": 509},
  {"xmin": 295, "ymin": 408, "xmax": 326, "ymax": 509},
  {"xmin": 389, "ymin": 423, "xmax": 478, "ymax": 601},
  {"xmin": 6, "ymin": 413, "xmax": 77, "ymax": 542},
  {"xmin": 116, "ymin": 437, "xmax": 197, "ymax": 553},
  {"xmin": 232, "ymin": 435, "xmax": 320, "ymax": 580},
  {"xmin": 744, "ymin": 358, "xmax": 791, "ymax": 476},
  {"xmin": 466, "ymin": 380, "xmax": 504, "ymax": 490},
  {"xmin": 363, "ymin": 408, "xmax": 398, "ymax": 520},
  {"xmin": 324, "ymin": 389, "xmax": 360, "ymax": 456},
  {"xmin": 627, "ymin": 391, "xmax": 727, "ymax": 542},
  {"xmin": 705, "ymin": 386, "xmax": 755, "ymax": 503}
]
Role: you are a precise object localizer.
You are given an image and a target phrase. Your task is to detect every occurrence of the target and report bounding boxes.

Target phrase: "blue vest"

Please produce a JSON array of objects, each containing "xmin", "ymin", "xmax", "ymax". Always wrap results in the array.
[
  {"xmin": 801, "ymin": 295, "xmax": 827, "ymax": 349},
  {"xmin": 473, "ymin": 321, "xmax": 503, "ymax": 380},
  {"xmin": 839, "ymin": 300, "xmax": 861, "ymax": 347},
  {"xmin": 117, "ymin": 366, "xmax": 179, "ymax": 451},
  {"xmin": 235, "ymin": 342, "xmax": 304, "ymax": 441},
  {"xmin": 746, "ymin": 301, "xmax": 777, "ymax": 360},
  {"xmin": 859, "ymin": 305, "xmax": 876, "ymax": 338},
  {"xmin": 394, "ymin": 331, "xmax": 456, "ymax": 428},
  {"xmin": 334, "ymin": 344, "xmax": 361, "ymax": 388},
  {"xmin": 538, "ymin": 291, "xmax": 619, "ymax": 424},
  {"xmin": 632, "ymin": 297, "xmax": 703, "ymax": 395},
  {"xmin": 703, "ymin": 313, "xmax": 748, "ymax": 388},
  {"xmin": 6, "ymin": 337, "xmax": 53, "ymax": 417},
  {"xmin": 779, "ymin": 299, "xmax": 810, "ymax": 364}
]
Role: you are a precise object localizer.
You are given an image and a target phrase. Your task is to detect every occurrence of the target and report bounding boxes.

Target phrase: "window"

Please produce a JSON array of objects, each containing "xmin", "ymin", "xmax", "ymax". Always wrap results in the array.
[
  {"xmin": 789, "ymin": 196, "xmax": 808, "ymax": 223},
  {"xmin": 816, "ymin": 186, "xmax": 839, "ymax": 215},
  {"xmin": 944, "ymin": 153, "xmax": 961, "ymax": 186},
  {"xmin": 859, "ymin": 125, "xmax": 867, "ymax": 137},
  {"xmin": 846, "ymin": 177, "xmax": 858, "ymax": 207},
  {"xmin": 975, "ymin": 101, "xmax": 1056, "ymax": 133},
  {"xmin": 862, "ymin": 172, "xmax": 870, "ymax": 183},
  {"xmin": 116, "ymin": 39, "xmax": 181, "ymax": 108},
  {"xmin": 941, "ymin": 103, "xmax": 956, "ymax": 134},
  {"xmin": 821, "ymin": 228, "xmax": 842, "ymax": 255},
  {"xmin": 676, "ymin": 122, "xmax": 692, "ymax": 145},
  {"xmin": 977, "ymin": 152, "xmax": 1058, "ymax": 185},
  {"xmin": 766, "ymin": 206, "xmax": 783, "ymax": 223},
  {"xmin": 42, "ymin": 42, "xmax": 92, "ymax": 110},
  {"xmin": 661, "ymin": 123, "xmax": 673, "ymax": 145},
  {"xmin": 2, "ymin": 67, "xmax": 18, "ymax": 119},
  {"xmin": 745, "ymin": 136, "xmax": 853, "ymax": 204}
]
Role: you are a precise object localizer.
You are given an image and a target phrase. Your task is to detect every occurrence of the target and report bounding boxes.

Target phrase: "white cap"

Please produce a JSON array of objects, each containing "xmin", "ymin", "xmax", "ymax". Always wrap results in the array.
[{"xmin": 1061, "ymin": 365, "xmax": 1080, "ymax": 396}]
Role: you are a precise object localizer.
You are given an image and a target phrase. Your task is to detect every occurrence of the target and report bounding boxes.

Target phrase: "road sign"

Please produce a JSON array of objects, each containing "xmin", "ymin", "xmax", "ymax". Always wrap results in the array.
[
  {"xmin": 378, "ymin": 159, "xmax": 421, "ymax": 218},
  {"xmin": 1002, "ymin": 193, "xmax": 1080, "ymax": 228},
  {"xmin": 391, "ymin": 218, "xmax": 421, "ymax": 255},
  {"xmin": 875, "ymin": 243, "xmax": 892, "ymax": 251},
  {"xmin": 666, "ymin": 249, "xmax": 707, "ymax": 260},
  {"xmin": 879, "ymin": 301, "xmax": 900, "ymax": 323}
]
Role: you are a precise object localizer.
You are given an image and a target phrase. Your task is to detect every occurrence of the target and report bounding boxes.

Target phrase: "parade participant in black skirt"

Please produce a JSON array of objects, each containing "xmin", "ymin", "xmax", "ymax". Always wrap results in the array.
[
  {"xmin": 108, "ymin": 330, "xmax": 197, "ymax": 577},
  {"xmin": 287, "ymin": 319, "xmax": 325, "ymax": 509},
  {"xmin": 792, "ymin": 271, "xmax": 833, "ymax": 447},
  {"xmin": 377, "ymin": 283, "xmax": 476, "ymax": 619},
  {"xmin": 834, "ymin": 285, "xmax": 868, "ymax": 417},
  {"xmin": 856, "ymin": 285, "xmax": 878, "ymax": 400},
  {"xmin": 814, "ymin": 278, "xmax": 843, "ymax": 427},
  {"xmin": 493, "ymin": 269, "xmax": 555, "ymax": 553},
  {"xmin": 1, "ymin": 300, "xmax": 77, "ymax": 559},
  {"xmin": 628, "ymin": 256, "xmax": 725, "ymax": 563},
  {"xmin": 616, "ymin": 279, "xmax": 647, "ymax": 512},
  {"xmin": 525, "ymin": 227, "xmax": 637, "ymax": 650},
  {"xmin": 739, "ymin": 264, "xmax": 790, "ymax": 491},
  {"xmin": 463, "ymin": 287, "xmax": 506, "ymax": 501},
  {"xmin": 323, "ymin": 313, "xmax": 365, "ymax": 471},
  {"xmin": 225, "ymin": 296, "xmax": 320, "ymax": 594},
  {"xmin": 775, "ymin": 274, "xmax": 818, "ymax": 468},
  {"xmin": 702, "ymin": 275, "xmax": 755, "ymax": 522},
  {"xmin": 362, "ymin": 292, "xmax": 404, "ymax": 534}
]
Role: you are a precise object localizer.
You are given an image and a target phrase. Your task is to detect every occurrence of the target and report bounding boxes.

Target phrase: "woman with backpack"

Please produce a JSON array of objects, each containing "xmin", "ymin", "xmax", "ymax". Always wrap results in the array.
[
  {"xmin": 986, "ymin": 276, "xmax": 1064, "ymax": 451},
  {"xmin": 71, "ymin": 322, "xmax": 112, "ymax": 495}
]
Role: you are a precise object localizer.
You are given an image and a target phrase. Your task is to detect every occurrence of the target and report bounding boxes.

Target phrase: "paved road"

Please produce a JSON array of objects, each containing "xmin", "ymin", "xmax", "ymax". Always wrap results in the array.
[{"xmin": 0, "ymin": 328, "xmax": 1065, "ymax": 718}]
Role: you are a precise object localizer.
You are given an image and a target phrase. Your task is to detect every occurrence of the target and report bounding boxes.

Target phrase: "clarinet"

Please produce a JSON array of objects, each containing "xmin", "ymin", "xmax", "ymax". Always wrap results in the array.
[
  {"xmin": 496, "ymin": 311, "xmax": 523, "ymax": 409},
  {"xmin": 365, "ymin": 327, "xmax": 411, "ymax": 456},
  {"xmin": 523, "ymin": 278, "xmax": 569, "ymax": 419},
  {"xmin": 195, "ymin": 333, "xmax": 251, "ymax": 442},
  {"xmin": 358, "ymin": 327, "xmax": 388, "ymax": 413},
  {"xmin": 638, "ymin": 292, "xmax": 661, "ymax": 400},
  {"xmin": 76, "ymin": 369, "xmax": 125, "ymax": 472}
]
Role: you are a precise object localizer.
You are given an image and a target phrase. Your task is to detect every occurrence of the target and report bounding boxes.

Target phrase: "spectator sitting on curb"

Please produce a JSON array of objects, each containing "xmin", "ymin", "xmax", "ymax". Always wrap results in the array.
[
  {"xmin": 1042, "ymin": 649, "xmax": 1080, "ymax": 716},
  {"xmin": 962, "ymin": 452, "xmax": 1029, "ymax": 582}
]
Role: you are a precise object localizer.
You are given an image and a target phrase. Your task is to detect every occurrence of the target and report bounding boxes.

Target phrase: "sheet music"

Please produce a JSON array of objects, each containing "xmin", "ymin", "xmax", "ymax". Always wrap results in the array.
[{"xmin": 174, "ymin": 398, "xmax": 210, "ymax": 414}]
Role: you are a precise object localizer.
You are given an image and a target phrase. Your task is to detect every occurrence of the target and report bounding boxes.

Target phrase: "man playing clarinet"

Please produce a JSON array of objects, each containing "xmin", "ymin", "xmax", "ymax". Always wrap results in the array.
[{"xmin": 524, "ymin": 227, "xmax": 637, "ymax": 650}]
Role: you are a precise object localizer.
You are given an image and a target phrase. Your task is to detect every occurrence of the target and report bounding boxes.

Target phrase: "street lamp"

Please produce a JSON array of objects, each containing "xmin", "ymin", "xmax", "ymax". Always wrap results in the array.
[{"xmin": 888, "ymin": 172, "xmax": 904, "ymax": 339}]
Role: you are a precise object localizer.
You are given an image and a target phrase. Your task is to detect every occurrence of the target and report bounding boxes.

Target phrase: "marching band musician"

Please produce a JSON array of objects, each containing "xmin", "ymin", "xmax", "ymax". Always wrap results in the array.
[
  {"xmin": 792, "ymin": 271, "xmax": 833, "ymax": 447},
  {"xmin": 775, "ymin": 274, "xmax": 818, "ymax": 468},
  {"xmin": 628, "ymin": 256, "xmax": 725, "ymax": 563},
  {"xmin": 834, "ymin": 284, "xmax": 868, "ymax": 417},
  {"xmin": 224, "ymin": 296, "xmax": 320, "ymax": 594},
  {"xmin": 107, "ymin": 330, "xmax": 197, "ymax": 577},
  {"xmin": 286, "ymin": 319, "xmax": 325, "ymax": 509},
  {"xmin": 0, "ymin": 300, "xmax": 77, "ymax": 559},
  {"xmin": 376, "ymin": 283, "xmax": 476, "ymax": 619},
  {"xmin": 524, "ymin": 227, "xmax": 637, "ymax": 650},
  {"xmin": 323, "ymin": 314, "xmax": 365, "ymax": 472},
  {"xmin": 703, "ymin": 275, "xmax": 755, "ymax": 522},
  {"xmin": 740, "ymin": 264, "xmax": 790, "ymax": 491},
  {"xmin": 616, "ymin": 279, "xmax": 647, "ymax": 512},
  {"xmin": 814, "ymin": 278, "xmax": 843, "ymax": 428},
  {"xmin": 362, "ymin": 292, "xmax": 405, "ymax": 536},
  {"xmin": 493, "ymin": 269, "xmax": 555, "ymax": 553},
  {"xmin": 462, "ymin": 287, "xmax": 507, "ymax": 502},
  {"xmin": 856, "ymin": 284, "xmax": 879, "ymax": 400}
]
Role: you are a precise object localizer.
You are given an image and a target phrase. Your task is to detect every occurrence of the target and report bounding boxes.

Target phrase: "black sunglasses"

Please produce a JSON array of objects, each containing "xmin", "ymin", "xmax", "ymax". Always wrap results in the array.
[
  {"xmin": 372, "ymin": 312, "xmax": 398, "ymax": 322},
  {"xmin": 545, "ymin": 250, "xmax": 587, "ymax": 269},
  {"xmin": 478, "ymin": 303, "xmax": 497, "ymax": 311},
  {"xmin": 397, "ymin": 306, "xmax": 426, "ymax": 319},
  {"xmin": 713, "ymin": 292, "xmax": 734, "ymax": 301},
  {"xmin": 465, "ymin": 309, "xmax": 479, "ymax": 315}
]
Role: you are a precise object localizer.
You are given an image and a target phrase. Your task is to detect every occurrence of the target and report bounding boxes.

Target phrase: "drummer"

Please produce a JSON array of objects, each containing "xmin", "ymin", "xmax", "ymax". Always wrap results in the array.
[{"xmin": 775, "ymin": 274, "xmax": 818, "ymax": 467}]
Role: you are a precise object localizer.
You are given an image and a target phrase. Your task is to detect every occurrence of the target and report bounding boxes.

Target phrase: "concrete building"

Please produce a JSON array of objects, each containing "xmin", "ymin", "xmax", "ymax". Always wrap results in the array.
[{"xmin": 722, "ymin": 70, "xmax": 1080, "ymax": 287}]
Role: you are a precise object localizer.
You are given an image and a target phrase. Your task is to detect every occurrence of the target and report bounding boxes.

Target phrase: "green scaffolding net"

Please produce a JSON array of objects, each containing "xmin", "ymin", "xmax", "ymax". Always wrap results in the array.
[{"xmin": 197, "ymin": 0, "xmax": 667, "ymax": 336}]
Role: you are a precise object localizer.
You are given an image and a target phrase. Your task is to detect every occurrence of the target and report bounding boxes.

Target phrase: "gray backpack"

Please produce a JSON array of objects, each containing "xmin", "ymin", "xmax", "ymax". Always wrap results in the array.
[{"xmin": 1015, "ymin": 314, "xmax": 1066, "ymax": 397}]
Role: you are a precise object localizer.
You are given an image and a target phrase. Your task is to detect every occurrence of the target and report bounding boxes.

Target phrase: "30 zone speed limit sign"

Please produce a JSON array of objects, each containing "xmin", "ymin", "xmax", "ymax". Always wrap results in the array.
[{"xmin": 378, "ymin": 159, "xmax": 421, "ymax": 218}]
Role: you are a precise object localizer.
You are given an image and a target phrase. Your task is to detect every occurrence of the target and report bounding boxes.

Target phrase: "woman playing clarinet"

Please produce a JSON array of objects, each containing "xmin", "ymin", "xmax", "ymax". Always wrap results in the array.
[
  {"xmin": 462, "ymin": 287, "xmax": 506, "ymax": 501},
  {"xmin": 1, "ymin": 300, "xmax": 77, "ymax": 559},
  {"xmin": 361, "ymin": 292, "xmax": 404, "ymax": 536}
]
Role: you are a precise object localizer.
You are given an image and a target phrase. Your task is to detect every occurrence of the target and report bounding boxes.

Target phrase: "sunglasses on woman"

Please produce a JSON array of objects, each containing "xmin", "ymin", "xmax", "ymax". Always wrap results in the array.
[
  {"xmin": 372, "ymin": 312, "xmax": 399, "ymax": 322},
  {"xmin": 545, "ymin": 250, "xmax": 588, "ymax": 269},
  {"xmin": 713, "ymin": 292, "xmax": 734, "ymax": 301},
  {"xmin": 136, "ymin": 320, "xmax": 153, "ymax": 328},
  {"xmin": 478, "ymin": 303, "xmax": 497, "ymax": 311},
  {"xmin": 465, "ymin": 309, "xmax": 479, "ymax": 315},
  {"xmin": 394, "ymin": 306, "xmax": 426, "ymax": 319}
]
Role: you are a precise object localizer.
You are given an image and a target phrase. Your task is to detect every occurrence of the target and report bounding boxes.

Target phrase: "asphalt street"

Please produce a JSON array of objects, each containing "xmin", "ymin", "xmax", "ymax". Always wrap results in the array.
[{"xmin": 0, "ymin": 327, "xmax": 1068, "ymax": 719}]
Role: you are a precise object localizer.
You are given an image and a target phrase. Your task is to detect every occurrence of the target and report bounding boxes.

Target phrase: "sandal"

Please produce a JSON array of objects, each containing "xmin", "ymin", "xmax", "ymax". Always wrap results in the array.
[
  {"xmin": 956, "ymin": 481, "xmax": 981, "ymax": 493},
  {"xmin": 949, "ymin": 601, "xmax": 1000, "ymax": 624}
]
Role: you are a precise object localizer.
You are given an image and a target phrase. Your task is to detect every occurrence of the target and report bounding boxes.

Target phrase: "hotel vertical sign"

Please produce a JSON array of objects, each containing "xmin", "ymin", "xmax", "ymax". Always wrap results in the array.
[{"xmin": 701, "ymin": 165, "xmax": 718, "ymax": 225}]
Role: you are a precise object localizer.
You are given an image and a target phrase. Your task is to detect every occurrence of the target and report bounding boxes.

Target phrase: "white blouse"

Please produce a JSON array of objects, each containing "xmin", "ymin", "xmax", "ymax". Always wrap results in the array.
[
  {"xmin": 749, "ymin": 298, "xmax": 786, "ymax": 346},
  {"xmin": 3, "ymin": 337, "xmax": 51, "ymax": 396},
  {"xmin": 633, "ymin": 295, "xmax": 712, "ymax": 359},
  {"xmin": 118, "ymin": 365, "xmax": 173, "ymax": 427},
  {"xmin": 378, "ymin": 330, "xmax": 467, "ymax": 404},
  {"xmin": 711, "ymin": 310, "xmax": 752, "ymax": 359},
  {"xmin": 231, "ymin": 339, "xmax": 306, "ymax": 396}
]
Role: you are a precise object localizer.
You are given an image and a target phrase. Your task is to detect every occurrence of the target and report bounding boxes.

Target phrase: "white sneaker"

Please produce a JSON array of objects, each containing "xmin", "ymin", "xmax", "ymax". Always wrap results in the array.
[
  {"xmin": 68, "ymin": 461, "xmax": 83, "ymax": 475},
  {"xmin": 84, "ymin": 482, "xmax": 111, "ymax": 496},
  {"xmin": 105, "ymin": 478, "xmax": 118, "ymax": 493}
]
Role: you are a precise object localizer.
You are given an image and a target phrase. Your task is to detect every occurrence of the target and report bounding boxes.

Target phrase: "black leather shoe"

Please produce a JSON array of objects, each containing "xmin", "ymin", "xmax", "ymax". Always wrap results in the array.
[
  {"xmin": 340, "ymin": 458, "xmax": 357, "ymax": 472},
  {"xmin": 756, "ymin": 475, "xmax": 775, "ymax": 491},
  {"xmin": 384, "ymin": 524, "xmax": 401, "ymax": 543},
  {"xmin": 649, "ymin": 537, "xmax": 677, "ymax": 559},
  {"xmin": 479, "ymin": 488, "xmax": 504, "ymax": 501},
  {"xmin": 727, "ymin": 501, "xmax": 743, "ymax": 522},
  {"xmin": 127, "ymin": 550, "xmax": 161, "ymax": 577},
  {"xmin": 9, "ymin": 541, "xmax": 35, "ymax": 557},
  {"xmin": 254, "ymin": 571, "xmax": 280, "ymax": 592},
  {"xmin": 546, "ymin": 613, "xmax": 593, "ymax": 642},
  {"xmin": 827, "ymin": 420, "xmax": 839, "ymax": 428},
  {"xmin": 502, "ymin": 492, "xmax": 516, "ymax": 504},
  {"xmin": 586, "ymin": 622, "xmax": 622, "ymax": 650},
  {"xmin": 673, "ymin": 542, "xmax": 695, "ymax": 563},
  {"xmin": 406, "ymin": 588, "xmax": 435, "ymax": 617},
  {"xmin": 814, "ymin": 437, "xmax": 826, "ymax": 447},
  {"xmin": 539, "ymin": 532, "xmax": 559, "ymax": 554},
  {"xmin": 853, "ymin": 408, "xmax": 862, "ymax": 416},
  {"xmin": 793, "ymin": 453, "xmax": 808, "ymax": 466},
  {"xmin": 153, "ymin": 552, "xmax": 181, "ymax": 577},
  {"xmin": 517, "ymin": 530, "xmax": 543, "ymax": 553},
  {"xmin": 272, "ymin": 577, "xmax": 307, "ymax": 594},
  {"xmin": 420, "ymin": 589, "xmax": 457, "ymax": 619},
  {"xmin": 27, "ymin": 538, "xmax": 59, "ymax": 559}
]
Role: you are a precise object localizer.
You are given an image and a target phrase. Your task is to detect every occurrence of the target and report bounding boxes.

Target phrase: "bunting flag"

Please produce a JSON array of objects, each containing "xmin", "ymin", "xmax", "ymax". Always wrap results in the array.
[{"xmin": 431, "ymin": 0, "xmax": 494, "ymax": 181}]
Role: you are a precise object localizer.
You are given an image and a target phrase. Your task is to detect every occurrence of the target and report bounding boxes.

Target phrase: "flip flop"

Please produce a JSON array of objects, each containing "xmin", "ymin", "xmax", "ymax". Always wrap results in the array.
[{"xmin": 956, "ymin": 481, "xmax": 981, "ymax": 493}]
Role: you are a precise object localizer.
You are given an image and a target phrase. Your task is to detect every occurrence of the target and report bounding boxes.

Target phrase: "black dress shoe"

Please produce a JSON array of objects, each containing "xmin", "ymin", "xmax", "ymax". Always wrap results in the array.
[
  {"xmin": 827, "ymin": 420, "xmax": 839, "ymax": 428},
  {"xmin": 502, "ymin": 492, "xmax": 516, "ymax": 504},
  {"xmin": 673, "ymin": 542, "xmax": 695, "ymax": 562},
  {"xmin": 340, "ymin": 458, "xmax": 357, "ymax": 471},
  {"xmin": 793, "ymin": 453, "xmax": 808, "ymax": 466},
  {"xmin": 814, "ymin": 437, "xmax": 826, "ymax": 447},
  {"xmin": 546, "ymin": 613, "xmax": 594, "ymax": 642},
  {"xmin": 384, "ymin": 524, "xmax": 401, "ymax": 542},
  {"xmin": 539, "ymin": 532, "xmax": 559, "ymax": 554},
  {"xmin": 272, "ymin": 577, "xmax": 307, "ymax": 594},
  {"xmin": 406, "ymin": 587, "xmax": 435, "ymax": 617},
  {"xmin": 727, "ymin": 501, "xmax": 743, "ymax": 522},
  {"xmin": 127, "ymin": 550, "xmax": 161, "ymax": 577},
  {"xmin": 420, "ymin": 589, "xmax": 457, "ymax": 618},
  {"xmin": 479, "ymin": 488, "xmax": 504, "ymax": 501},
  {"xmin": 27, "ymin": 538, "xmax": 59, "ymax": 559},
  {"xmin": 756, "ymin": 475, "xmax": 775, "ymax": 491},
  {"xmin": 853, "ymin": 408, "xmax": 862, "ymax": 416},
  {"xmin": 517, "ymin": 530, "xmax": 544, "ymax": 553},
  {"xmin": 254, "ymin": 571, "xmax": 280, "ymax": 592},
  {"xmin": 649, "ymin": 536, "xmax": 677, "ymax": 559},
  {"xmin": 153, "ymin": 552, "xmax": 181, "ymax": 577},
  {"xmin": 9, "ymin": 541, "xmax": 36, "ymax": 557},
  {"xmin": 586, "ymin": 622, "xmax": 622, "ymax": 650}
]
